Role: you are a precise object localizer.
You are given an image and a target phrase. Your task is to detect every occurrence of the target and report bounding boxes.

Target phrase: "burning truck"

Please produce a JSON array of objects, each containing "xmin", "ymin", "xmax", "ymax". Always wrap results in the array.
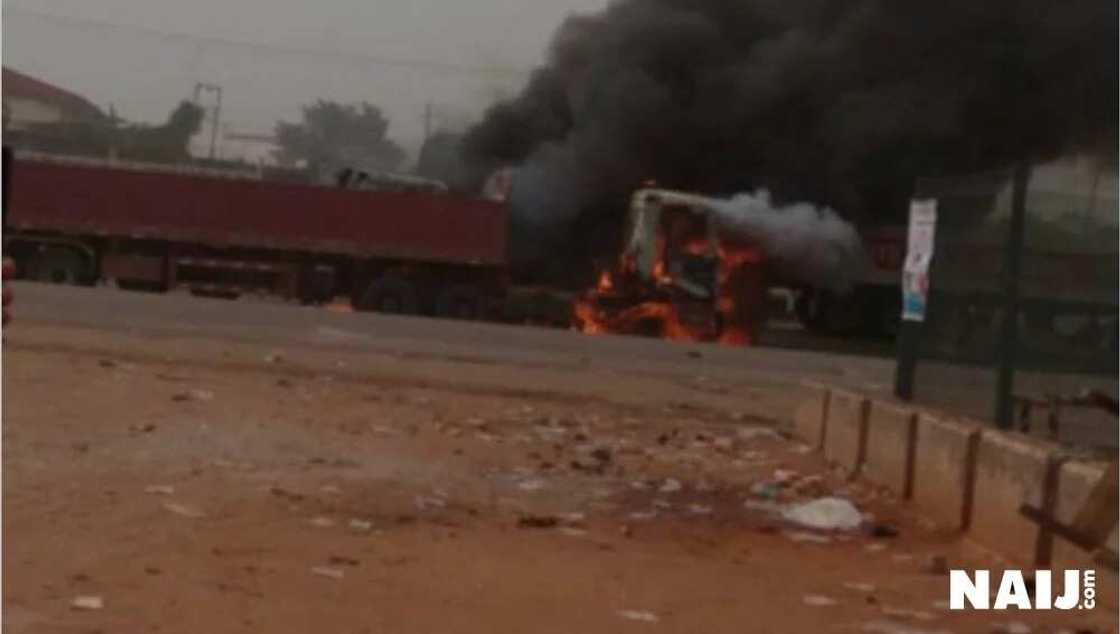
[
  {"xmin": 485, "ymin": 166, "xmax": 865, "ymax": 345},
  {"xmin": 572, "ymin": 188, "xmax": 769, "ymax": 346}
]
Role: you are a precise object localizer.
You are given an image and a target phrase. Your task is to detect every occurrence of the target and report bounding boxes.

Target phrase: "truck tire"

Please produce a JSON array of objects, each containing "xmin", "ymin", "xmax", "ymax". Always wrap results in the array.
[
  {"xmin": 358, "ymin": 276, "xmax": 418, "ymax": 315},
  {"xmin": 26, "ymin": 247, "xmax": 89, "ymax": 285},
  {"xmin": 435, "ymin": 284, "xmax": 482, "ymax": 320}
]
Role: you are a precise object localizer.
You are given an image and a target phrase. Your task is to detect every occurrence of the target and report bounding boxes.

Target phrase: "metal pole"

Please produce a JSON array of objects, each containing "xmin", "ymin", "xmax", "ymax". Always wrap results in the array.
[
  {"xmin": 894, "ymin": 185, "xmax": 931, "ymax": 402},
  {"xmin": 422, "ymin": 102, "xmax": 433, "ymax": 147},
  {"xmin": 994, "ymin": 163, "xmax": 1031, "ymax": 428},
  {"xmin": 894, "ymin": 319, "xmax": 919, "ymax": 400},
  {"xmin": 208, "ymin": 85, "xmax": 223, "ymax": 161}
]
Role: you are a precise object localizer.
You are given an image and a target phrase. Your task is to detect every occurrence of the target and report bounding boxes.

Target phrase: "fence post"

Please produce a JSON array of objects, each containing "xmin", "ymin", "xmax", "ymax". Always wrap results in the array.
[{"xmin": 994, "ymin": 163, "xmax": 1032, "ymax": 429}]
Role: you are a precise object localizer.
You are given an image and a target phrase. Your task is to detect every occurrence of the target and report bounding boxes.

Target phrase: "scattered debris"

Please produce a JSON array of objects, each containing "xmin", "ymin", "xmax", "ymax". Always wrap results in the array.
[
  {"xmin": 414, "ymin": 496, "xmax": 447, "ymax": 511},
  {"xmin": 269, "ymin": 487, "xmax": 304, "ymax": 502},
  {"xmin": 264, "ymin": 351, "xmax": 285, "ymax": 363},
  {"xmin": 143, "ymin": 485, "xmax": 175, "ymax": 495},
  {"xmin": 328, "ymin": 555, "xmax": 360, "ymax": 567},
  {"xmin": 128, "ymin": 423, "xmax": 157, "ymax": 433},
  {"xmin": 749, "ymin": 482, "xmax": 781, "ymax": 500},
  {"xmin": 736, "ymin": 426, "xmax": 781, "ymax": 441},
  {"xmin": 687, "ymin": 504, "xmax": 713, "ymax": 515},
  {"xmin": 711, "ymin": 436, "xmax": 735, "ymax": 451},
  {"xmin": 842, "ymin": 582, "xmax": 876, "ymax": 593},
  {"xmin": 517, "ymin": 515, "xmax": 559, "ymax": 529},
  {"xmin": 319, "ymin": 484, "xmax": 341, "ymax": 495},
  {"xmin": 926, "ymin": 555, "xmax": 949, "ymax": 575},
  {"xmin": 782, "ymin": 497, "xmax": 863, "ymax": 531},
  {"xmin": 558, "ymin": 512, "xmax": 586, "ymax": 525},
  {"xmin": 97, "ymin": 359, "xmax": 116, "ymax": 369},
  {"xmin": 170, "ymin": 388, "xmax": 214, "ymax": 403},
  {"xmin": 869, "ymin": 523, "xmax": 900, "ymax": 539},
  {"xmin": 864, "ymin": 543, "xmax": 888, "ymax": 553},
  {"xmin": 617, "ymin": 609, "xmax": 660, "ymax": 623},
  {"xmin": 619, "ymin": 525, "xmax": 633, "ymax": 538},
  {"xmin": 589, "ymin": 447, "xmax": 613, "ymax": 463},
  {"xmin": 517, "ymin": 479, "xmax": 547, "ymax": 492},
  {"xmin": 773, "ymin": 469, "xmax": 799, "ymax": 483},
  {"xmin": 70, "ymin": 596, "xmax": 104, "ymax": 611},
  {"xmin": 659, "ymin": 478, "xmax": 682, "ymax": 493},
  {"xmin": 628, "ymin": 510, "xmax": 658, "ymax": 521},
  {"xmin": 784, "ymin": 531, "xmax": 833, "ymax": 544},
  {"xmin": 348, "ymin": 519, "xmax": 373, "ymax": 532},
  {"xmin": 310, "ymin": 566, "xmax": 345, "ymax": 580},
  {"xmin": 802, "ymin": 594, "xmax": 839, "ymax": 607},
  {"xmin": 308, "ymin": 516, "xmax": 336, "ymax": 528},
  {"xmin": 162, "ymin": 502, "xmax": 205, "ymax": 519},
  {"xmin": 559, "ymin": 527, "xmax": 589, "ymax": 537}
]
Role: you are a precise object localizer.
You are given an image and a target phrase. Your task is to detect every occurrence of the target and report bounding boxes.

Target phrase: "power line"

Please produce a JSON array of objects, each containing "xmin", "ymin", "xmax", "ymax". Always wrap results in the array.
[{"xmin": 3, "ymin": 7, "xmax": 533, "ymax": 79}]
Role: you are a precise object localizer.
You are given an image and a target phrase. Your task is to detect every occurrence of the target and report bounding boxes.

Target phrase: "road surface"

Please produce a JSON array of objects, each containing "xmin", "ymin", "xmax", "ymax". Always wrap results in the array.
[{"xmin": 10, "ymin": 282, "xmax": 1118, "ymax": 449}]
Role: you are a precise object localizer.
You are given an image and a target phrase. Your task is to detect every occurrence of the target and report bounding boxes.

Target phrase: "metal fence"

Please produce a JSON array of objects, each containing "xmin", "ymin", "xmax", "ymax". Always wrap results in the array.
[{"xmin": 897, "ymin": 164, "xmax": 1118, "ymax": 445}]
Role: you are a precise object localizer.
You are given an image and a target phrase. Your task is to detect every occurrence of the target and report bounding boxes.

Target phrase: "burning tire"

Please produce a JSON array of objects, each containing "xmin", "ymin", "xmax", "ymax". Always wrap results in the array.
[
  {"xmin": 357, "ymin": 275, "xmax": 418, "ymax": 315},
  {"xmin": 435, "ymin": 284, "xmax": 482, "ymax": 320}
]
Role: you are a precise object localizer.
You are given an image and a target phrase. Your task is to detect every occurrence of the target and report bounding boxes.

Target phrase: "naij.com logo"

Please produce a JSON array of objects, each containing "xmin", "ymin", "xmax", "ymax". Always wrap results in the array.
[{"xmin": 950, "ymin": 570, "xmax": 1096, "ymax": 610}]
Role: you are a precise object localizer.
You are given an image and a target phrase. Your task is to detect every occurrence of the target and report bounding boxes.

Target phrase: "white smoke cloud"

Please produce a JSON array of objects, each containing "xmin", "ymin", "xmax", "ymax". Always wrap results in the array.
[{"xmin": 710, "ymin": 190, "xmax": 868, "ymax": 292}]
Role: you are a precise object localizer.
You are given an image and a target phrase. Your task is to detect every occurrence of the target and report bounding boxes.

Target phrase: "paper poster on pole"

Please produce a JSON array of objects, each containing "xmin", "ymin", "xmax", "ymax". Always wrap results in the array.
[{"xmin": 901, "ymin": 199, "xmax": 937, "ymax": 322}]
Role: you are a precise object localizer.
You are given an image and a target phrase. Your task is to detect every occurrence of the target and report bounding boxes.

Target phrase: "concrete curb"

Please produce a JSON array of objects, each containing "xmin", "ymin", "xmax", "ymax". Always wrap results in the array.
[{"xmin": 791, "ymin": 384, "xmax": 1119, "ymax": 576}]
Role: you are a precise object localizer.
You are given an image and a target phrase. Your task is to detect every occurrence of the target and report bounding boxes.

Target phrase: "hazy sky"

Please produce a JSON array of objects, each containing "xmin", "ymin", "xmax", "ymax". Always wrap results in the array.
[{"xmin": 2, "ymin": 0, "xmax": 607, "ymax": 158}]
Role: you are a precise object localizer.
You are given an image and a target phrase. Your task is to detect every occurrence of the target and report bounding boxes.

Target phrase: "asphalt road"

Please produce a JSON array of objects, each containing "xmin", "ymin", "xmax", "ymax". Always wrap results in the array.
[{"xmin": 9, "ymin": 282, "xmax": 1118, "ymax": 448}]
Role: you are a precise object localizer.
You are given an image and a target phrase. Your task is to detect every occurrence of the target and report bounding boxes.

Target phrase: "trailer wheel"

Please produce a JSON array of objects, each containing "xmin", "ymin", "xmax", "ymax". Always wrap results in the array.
[
  {"xmin": 358, "ymin": 276, "xmax": 418, "ymax": 315},
  {"xmin": 435, "ymin": 284, "xmax": 482, "ymax": 320},
  {"xmin": 27, "ymin": 247, "xmax": 89, "ymax": 285}
]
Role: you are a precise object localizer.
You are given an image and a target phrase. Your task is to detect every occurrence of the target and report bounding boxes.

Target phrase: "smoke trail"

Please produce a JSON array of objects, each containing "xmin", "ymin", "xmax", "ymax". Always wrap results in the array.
[
  {"xmin": 463, "ymin": 0, "xmax": 1117, "ymax": 276},
  {"xmin": 710, "ymin": 190, "xmax": 867, "ymax": 292}
]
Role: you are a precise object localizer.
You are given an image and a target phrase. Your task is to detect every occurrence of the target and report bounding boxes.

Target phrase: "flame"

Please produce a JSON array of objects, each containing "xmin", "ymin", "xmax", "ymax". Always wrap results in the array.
[
  {"xmin": 573, "ymin": 295, "xmax": 705, "ymax": 342},
  {"xmin": 597, "ymin": 270, "xmax": 613, "ymax": 291},
  {"xmin": 573, "ymin": 241, "xmax": 767, "ymax": 347}
]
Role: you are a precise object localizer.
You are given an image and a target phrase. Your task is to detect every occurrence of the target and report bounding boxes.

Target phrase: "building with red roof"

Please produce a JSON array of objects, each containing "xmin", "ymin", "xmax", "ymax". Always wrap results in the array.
[{"xmin": 3, "ymin": 67, "xmax": 104, "ymax": 131}]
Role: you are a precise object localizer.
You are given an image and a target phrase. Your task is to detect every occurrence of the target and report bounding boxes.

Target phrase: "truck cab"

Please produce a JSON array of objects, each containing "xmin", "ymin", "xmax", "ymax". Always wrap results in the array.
[
  {"xmin": 624, "ymin": 188, "xmax": 722, "ymax": 302},
  {"xmin": 573, "ymin": 187, "xmax": 767, "ymax": 345}
]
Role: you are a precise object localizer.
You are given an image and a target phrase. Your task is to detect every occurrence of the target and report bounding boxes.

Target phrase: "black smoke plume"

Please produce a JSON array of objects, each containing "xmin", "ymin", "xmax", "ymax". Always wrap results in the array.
[{"xmin": 463, "ymin": 0, "xmax": 1117, "ymax": 283}]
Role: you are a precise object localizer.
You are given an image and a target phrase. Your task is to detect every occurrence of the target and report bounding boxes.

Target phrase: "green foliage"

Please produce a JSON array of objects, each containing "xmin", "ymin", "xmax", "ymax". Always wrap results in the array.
[{"xmin": 273, "ymin": 100, "xmax": 405, "ymax": 173}]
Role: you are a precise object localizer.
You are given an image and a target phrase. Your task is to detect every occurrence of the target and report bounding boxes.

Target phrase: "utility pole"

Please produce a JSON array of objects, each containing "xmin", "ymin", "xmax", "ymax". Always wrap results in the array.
[
  {"xmin": 422, "ymin": 102, "xmax": 434, "ymax": 148},
  {"xmin": 993, "ymin": 163, "xmax": 1032, "ymax": 429},
  {"xmin": 193, "ymin": 82, "xmax": 223, "ymax": 161}
]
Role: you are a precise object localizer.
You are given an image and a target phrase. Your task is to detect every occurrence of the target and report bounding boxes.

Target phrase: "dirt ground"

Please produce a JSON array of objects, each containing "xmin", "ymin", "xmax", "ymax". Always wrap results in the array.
[{"xmin": 3, "ymin": 324, "xmax": 1115, "ymax": 633}]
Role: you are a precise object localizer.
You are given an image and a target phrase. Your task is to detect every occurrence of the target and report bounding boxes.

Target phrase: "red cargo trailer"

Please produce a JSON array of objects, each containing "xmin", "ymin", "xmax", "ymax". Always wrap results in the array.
[{"xmin": 4, "ymin": 152, "xmax": 509, "ymax": 318}]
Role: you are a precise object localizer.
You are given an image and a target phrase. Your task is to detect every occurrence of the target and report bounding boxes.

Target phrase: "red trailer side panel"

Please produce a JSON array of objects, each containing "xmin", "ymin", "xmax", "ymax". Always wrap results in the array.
[{"xmin": 9, "ymin": 157, "xmax": 508, "ymax": 266}]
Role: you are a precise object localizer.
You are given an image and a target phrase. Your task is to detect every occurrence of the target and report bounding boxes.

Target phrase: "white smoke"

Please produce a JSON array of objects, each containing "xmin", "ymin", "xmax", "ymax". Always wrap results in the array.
[{"xmin": 710, "ymin": 190, "xmax": 868, "ymax": 292}]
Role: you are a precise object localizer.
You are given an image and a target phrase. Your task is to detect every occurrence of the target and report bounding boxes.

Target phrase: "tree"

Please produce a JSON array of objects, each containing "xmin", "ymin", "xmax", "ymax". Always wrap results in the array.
[
  {"xmin": 118, "ymin": 101, "xmax": 205, "ymax": 163},
  {"xmin": 274, "ymin": 100, "xmax": 405, "ymax": 174}
]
